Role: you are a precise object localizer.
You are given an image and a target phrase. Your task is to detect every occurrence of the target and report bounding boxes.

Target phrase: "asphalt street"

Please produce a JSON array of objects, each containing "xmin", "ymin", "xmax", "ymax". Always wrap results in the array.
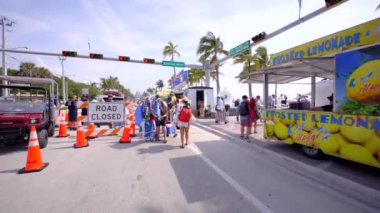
[{"xmin": 0, "ymin": 124, "xmax": 378, "ymax": 213}]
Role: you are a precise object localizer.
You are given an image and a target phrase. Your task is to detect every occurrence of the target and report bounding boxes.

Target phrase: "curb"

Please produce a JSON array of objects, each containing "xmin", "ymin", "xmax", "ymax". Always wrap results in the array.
[{"xmin": 193, "ymin": 121, "xmax": 380, "ymax": 209}]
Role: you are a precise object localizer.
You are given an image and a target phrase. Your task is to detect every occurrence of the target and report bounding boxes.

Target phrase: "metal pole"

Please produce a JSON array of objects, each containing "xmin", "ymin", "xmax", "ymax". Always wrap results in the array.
[
  {"xmin": 264, "ymin": 74, "xmax": 269, "ymax": 109},
  {"xmin": 311, "ymin": 76, "xmax": 316, "ymax": 108},
  {"xmin": 1, "ymin": 17, "xmax": 6, "ymax": 96},
  {"xmin": 59, "ymin": 57, "xmax": 66, "ymax": 103}
]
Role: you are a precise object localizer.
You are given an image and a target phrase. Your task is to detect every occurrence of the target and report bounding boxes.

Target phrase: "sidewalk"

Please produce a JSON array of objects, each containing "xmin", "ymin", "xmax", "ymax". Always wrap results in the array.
[{"xmin": 196, "ymin": 116, "xmax": 266, "ymax": 141}]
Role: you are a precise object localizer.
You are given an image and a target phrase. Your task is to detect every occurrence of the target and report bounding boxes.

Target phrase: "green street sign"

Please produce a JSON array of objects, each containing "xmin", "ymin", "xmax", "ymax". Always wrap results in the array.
[
  {"xmin": 229, "ymin": 40, "xmax": 250, "ymax": 57},
  {"xmin": 162, "ymin": 60, "xmax": 185, "ymax": 67}
]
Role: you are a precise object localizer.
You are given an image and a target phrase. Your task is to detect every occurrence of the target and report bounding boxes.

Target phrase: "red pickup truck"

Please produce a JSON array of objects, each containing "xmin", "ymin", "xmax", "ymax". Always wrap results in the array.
[{"xmin": 0, "ymin": 84, "xmax": 55, "ymax": 148}]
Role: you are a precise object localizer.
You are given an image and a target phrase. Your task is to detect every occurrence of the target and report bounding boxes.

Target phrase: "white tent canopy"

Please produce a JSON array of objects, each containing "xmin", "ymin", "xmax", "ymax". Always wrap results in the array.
[{"xmin": 239, "ymin": 57, "xmax": 335, "ymax": 84}]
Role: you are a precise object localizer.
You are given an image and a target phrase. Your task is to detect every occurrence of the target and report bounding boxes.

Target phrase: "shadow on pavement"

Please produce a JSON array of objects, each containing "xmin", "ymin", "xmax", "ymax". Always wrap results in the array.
[
  {"xmin": 0, "ymin": 168, "xmax": 20, "ymax": 174},
  {"xmin": 169, "ymin": 154, "xmax": 255, "ymax": 212},
  {"xmin": 0, "ymin": 144, "xmax": 26, "ymax": 155}
]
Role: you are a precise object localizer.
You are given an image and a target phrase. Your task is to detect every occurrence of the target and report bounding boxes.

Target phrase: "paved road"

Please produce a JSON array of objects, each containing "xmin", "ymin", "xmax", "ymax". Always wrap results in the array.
[
  {"xmin": 0, "ymin": 125, "xmax": 378, "ymax": 213},
  {"xmin": 196, "ymin": 117, "xmax": 380, "ymax": 192}
]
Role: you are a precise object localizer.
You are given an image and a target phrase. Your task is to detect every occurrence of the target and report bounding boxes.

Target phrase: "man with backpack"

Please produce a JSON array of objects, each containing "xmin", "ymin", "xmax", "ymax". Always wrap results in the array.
[
  {"xmin": 238, "ymin": 95, "xmax": 251, "ymax": 140},
  {"xmin": 155, "ymin": 95, "xmax": 168, "ymax": 143}
]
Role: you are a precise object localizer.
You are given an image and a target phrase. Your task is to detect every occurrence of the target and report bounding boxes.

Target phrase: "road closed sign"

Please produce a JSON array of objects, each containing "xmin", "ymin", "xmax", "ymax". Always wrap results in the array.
[{"xmin": 88, "ymin": 102, "xmax": 125, "ymax": 123}]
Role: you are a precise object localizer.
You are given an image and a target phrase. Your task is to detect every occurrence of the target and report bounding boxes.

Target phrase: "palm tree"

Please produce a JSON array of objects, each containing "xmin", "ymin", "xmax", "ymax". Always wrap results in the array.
[
  {"xmin": 196, "ymin": 31, "xmax": 228, "ymax": 94},
  {"xmin": 146, "ymin": 87, "xmax": 156, "ymax": 95},
  {"xmin": 233, "ymin": 46, "xmax": 269, "ymax": 97},
  {"xmin": 233, "ymin": 50, "xmax": 256, "ymax": 97},
  {"xmin": 188, "ymin": 68, "xmax": 205, "ymax": 86},
  {"xmin": 163, "ymin": 42, "xmax": 180, "ymax": 87},
  {"xmin": 19, "ymin": 62, "xmax": 36, "ymax": 77},
  {"xmin": 100, "ymin": 76, "xmax": 120, "ymax": 90},
  {"xmin": 155, "ymin": 79, "xmax": 164, "ymax": 91}
]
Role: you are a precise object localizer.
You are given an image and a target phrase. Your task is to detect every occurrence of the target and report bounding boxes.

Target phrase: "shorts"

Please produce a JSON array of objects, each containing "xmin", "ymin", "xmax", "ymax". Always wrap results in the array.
[
  {"xmin": 155, "ymin": 118, "xmax": 166, "ymax": 127},
  {"xmin": 177, "ymin": 120, "xmax": 190, "ymax": 128},
  {"xmin": 240, "ymin": 115, "xmax": 251, "ymax": 127}
]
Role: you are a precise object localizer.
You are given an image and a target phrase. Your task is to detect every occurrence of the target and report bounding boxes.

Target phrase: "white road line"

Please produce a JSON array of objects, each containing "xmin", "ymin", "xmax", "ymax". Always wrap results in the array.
[{"xmin": 187, "ymin": 143, "xmax": 273, "ymax": 213}]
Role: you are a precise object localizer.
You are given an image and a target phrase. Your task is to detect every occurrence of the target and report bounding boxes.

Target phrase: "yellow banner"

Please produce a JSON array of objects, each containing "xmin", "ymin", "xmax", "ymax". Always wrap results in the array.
[{"xmin": 270, "ymin": 18, "xmax": 380, "ymax": 65}]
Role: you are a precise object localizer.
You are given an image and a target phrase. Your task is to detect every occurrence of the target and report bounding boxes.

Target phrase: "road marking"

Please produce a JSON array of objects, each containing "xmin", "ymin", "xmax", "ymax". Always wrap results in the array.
[{"xmin": 187, "ymin": 143, "xmax": 273, "ymax": 213}]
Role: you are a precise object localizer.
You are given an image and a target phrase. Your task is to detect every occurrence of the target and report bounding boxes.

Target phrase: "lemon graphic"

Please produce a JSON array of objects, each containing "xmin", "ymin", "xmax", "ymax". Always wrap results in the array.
[
  {"xmin": 296, "ymin": 112, "xmax": 316, "ymax": 132},
  {"xmin": 340, "ymin": 121, "xmax": 374, "ymax": 144},
  {"xmin": 281, "ymin": 113, "xmax": 294, "ymax": 126},
  {"xmin": 316, "ymin": 114, "xmax": 340, "ymax": 133},
  {"xmin": 294, "ymin": 131, "xmax": 312, "ymax": 146},
  {"xmin": 274, "ymin": 122, "xmax": 289, "ymax": 140},
  {"xmin": 364, "ymin": 134, "xmax": 380, "ymax": 155},
  {"xmin": 282, "ymin": 137, "xmax": 294, "ymax": 145},
  {"xmin": 318, "ymin": 134, "xmax": 339, "ymax": 154},
  {"xmin": 265, "ymin": 123, "xmax": 275, "ymax": 138},
  {"xmin": 376, "ymin": 129, "xmax": 380, "ymax": 138},
  {"xmin": 273, "ymin": 114, "xmax": 281, "ymax": 124},
  {"xmin": 340, "ymin": 144, "xmax": 380, "ymax": 167},
  {"xmin": 337, "ymin": 134, "xmax": 350, "ymax": 152},
  {"xmin": 290, "ymin": 125, "xmax": 299, "ymax": 140},
  {"xmin": 346, "ymin": 60, "xmax": 380, "ymax": 104}
]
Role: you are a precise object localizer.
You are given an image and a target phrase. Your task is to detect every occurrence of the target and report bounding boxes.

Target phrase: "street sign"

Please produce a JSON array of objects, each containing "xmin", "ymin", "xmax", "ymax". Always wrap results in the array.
[
  {"xmin": 81, "ymin": 88, "xmax": 89, "ymax": 95},
  {"xmin": 88, "ymin": 102, "xmax": 125, "ymax": 123},
  {"xmin": 162, "ymin": 60, "xmax": 185, "ymax": 67},
  {"xmin": 229, "ymin": 40, "xmax": 251, "ymax": 57}
]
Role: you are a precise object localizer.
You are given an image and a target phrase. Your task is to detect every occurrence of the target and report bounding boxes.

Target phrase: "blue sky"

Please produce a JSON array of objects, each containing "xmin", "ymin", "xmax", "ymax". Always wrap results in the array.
[{"xmin": 0, "ymin": 0, "xmax": 379, "ymax": 101}]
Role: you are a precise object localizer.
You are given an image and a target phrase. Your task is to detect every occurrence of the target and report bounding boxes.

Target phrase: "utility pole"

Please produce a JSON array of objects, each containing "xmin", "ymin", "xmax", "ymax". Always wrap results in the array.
[
  {"xmin": 59, "ymin": 57, "xmax": 66, "ymax": 103},
  {"xmin": 1, "ymin": 17, "xmax": 14, "ymax": 96}
]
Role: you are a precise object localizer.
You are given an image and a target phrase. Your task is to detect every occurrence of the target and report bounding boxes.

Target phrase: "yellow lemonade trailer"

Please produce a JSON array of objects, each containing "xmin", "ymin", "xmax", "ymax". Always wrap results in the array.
[{"xmin": 242, "ymin": 18, "xmax": 380, "ymax": 168}]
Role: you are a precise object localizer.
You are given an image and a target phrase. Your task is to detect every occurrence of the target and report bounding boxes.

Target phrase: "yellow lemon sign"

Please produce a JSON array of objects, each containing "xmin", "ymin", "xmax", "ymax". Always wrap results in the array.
[{"xmin": 346, "ymin": 60, "xmax": 380, "ymax": 104}]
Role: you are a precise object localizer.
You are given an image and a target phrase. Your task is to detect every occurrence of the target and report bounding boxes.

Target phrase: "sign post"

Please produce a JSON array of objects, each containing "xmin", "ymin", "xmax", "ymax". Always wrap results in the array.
[
  {"xmin": 88, "ymin": 102, "xmax": 125, "ymax": 123},
  {"xmin": 229, "ymin": 40, "xmax": 250, "ymax": 57}
]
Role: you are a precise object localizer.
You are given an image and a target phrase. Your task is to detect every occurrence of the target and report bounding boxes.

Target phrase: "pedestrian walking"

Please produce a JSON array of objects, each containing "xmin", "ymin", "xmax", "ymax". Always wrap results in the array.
[
  {"xmin": 256, "ymin": 95, "xmax": 264, "ymax": 122},
  {"xmin": 176, "ymin": 98, "xmax": 196, "ymax": 148},
  {"xmin": 238, "ymin": 95, "xmax": 251, "ymax": 140},
  {"xmin": 234, "ymin": 99, "xmax": 240, "ymax": 122},
  {"xmin": 249, "ymin": 97, "xmax": 258, "ymax": 134},
  {"xmin": 215, "ymin": 96, "xmax": 226, "ymax": 124},
  {"xmin": 155, "ymin": 95, "xmax": 168, "ymax": 143}
]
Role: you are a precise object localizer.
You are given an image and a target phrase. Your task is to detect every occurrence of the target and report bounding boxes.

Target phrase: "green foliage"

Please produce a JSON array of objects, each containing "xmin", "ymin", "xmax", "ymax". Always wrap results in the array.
[
  {"xmin": 196, "ymin": 31, "xmax": 228, "ymax": 93},
  {"xmin": 5, "ymin": 63, "xmax": 134, "ymax": 100},
  {"xmin": 339, "ymin": 100, "xmax": 380, "ymax": 116}
]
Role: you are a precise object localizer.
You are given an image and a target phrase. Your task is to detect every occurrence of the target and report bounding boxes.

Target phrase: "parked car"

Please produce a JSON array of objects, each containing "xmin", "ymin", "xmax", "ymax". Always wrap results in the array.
[{"xmin": 0, "ymin": 85, "xmax": 55, "ymax": 148}]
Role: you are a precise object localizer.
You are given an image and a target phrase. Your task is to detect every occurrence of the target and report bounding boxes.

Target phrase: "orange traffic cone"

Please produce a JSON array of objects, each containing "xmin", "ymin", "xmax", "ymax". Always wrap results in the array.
[
  {"xmin": 57, "ymin": 112, "xmax": 69, "ymax": 137},
  {"xmin": 130, "ymin": 122, "xmax": 136, "ymax": 137},
  {"xmin": 120, "ymin": 123, "xmax": 131, "ymax": 143},
  {"xmin": 74, "ymin": 121, "xmax": 89, "ymax": 148},
  {"xmin": 86, "ymin": 123, "xmax": 96, "ymax": 139},
  {"xmin": 19, "ymin": 126, "xmax": 49, "ymax": 174}
]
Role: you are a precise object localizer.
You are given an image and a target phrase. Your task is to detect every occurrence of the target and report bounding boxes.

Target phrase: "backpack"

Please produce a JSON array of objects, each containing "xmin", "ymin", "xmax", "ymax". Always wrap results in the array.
[
  {"xmin": 178, "ymin": 107, "xmax": 191, "ymax": 122},
  {"xmin": 238, "ymin": 101, "xmax": 249, "ymax": 116},
  {"xmin": 159, "ymin": 101, "xmax": 167, "ymax": 117}
]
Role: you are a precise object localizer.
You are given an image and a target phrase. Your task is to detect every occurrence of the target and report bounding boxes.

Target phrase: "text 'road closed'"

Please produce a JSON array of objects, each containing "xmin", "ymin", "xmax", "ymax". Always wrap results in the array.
[{"xmin": 88, "ymin": 103, "xmax": 125, "ymax": 123}]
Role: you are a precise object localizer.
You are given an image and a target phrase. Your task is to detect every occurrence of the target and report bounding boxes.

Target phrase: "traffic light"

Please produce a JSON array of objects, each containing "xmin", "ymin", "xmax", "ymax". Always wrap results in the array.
[
  {"xmin": 143, "ymin": 58, "xmax": 155, "ymax": 64},
  {"xmin": 325, "ymin": 0, "xmax": 343, "ymax": 8},
  {"xmin": 89, "ymin": 53, "xmax": 103, "ymax": 59},
  {"xmin": 251, "ymin": 32, "xmax": 266, "ymax": 43},
  {"xmin": 62, "ymin": 51, "xmax": 77, "ymax": 57},
  {"xmin": 118, "ymin": 56, "xmax": 130, "ymax": 61}
]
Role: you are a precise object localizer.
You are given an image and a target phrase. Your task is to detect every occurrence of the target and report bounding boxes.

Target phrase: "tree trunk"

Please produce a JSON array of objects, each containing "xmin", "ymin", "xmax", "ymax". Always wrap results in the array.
[
  {"xmin": 216, "ymin": 66, "xmax": 220, "ymax": 94},
  {"xmin": 248, "ymin": 83, "xmax": 252, "ymax": 97}
]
